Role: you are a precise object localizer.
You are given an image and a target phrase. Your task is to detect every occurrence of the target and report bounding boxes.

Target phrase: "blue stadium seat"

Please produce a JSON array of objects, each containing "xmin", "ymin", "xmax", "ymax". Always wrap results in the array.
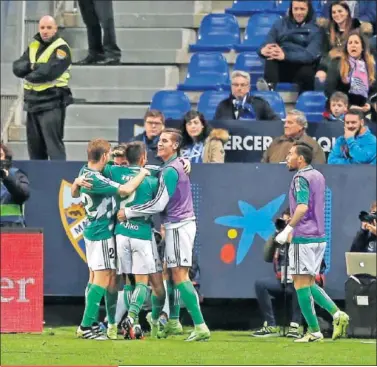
[
  {"xmin": 189, "ymin": 14, "xmax": 240, "ymax": 52},
  {"xmin": 295, "ymin": 91, "xmax": 327, "ymax": 123},
  {"xmin": 274, "ymin": 0, "xmax": 290, "ymax": 14},
  {"xmin": 225, "ymin": 0, "xmax": 275, "ymax": 16},
  {"xmin": 150, "ymin": 91, "xmax": 191, "ymax": 120},
  {"xmin": 197, "ymin": 91, "xmax": 230, "ymax": 120},
  {"xmin": 251, "ymin": 91, "xmax": 286, "ymax": 119},
  {"xmin": 234, "ymin": 52, "xmax": 265, "ymax": 87},
  {"xmin": 275, "ymin": 83, "xmax": 299, "ymax": 92},
  {"xmin": 177, "ymin": 53, "xmax": 230, "ymax": 91},
  {"xmin": 234, "ymin": 13, "xmax": 281, "ymax": 52}
]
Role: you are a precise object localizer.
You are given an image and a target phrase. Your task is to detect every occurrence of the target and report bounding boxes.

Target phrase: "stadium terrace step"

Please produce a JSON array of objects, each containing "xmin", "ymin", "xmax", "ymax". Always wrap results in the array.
[
  {"xmin": 71, "ymin": 49, "xmax": 190, "ymax": 64},
  {"xmin": 112, "ymin": 1, "xmax": 211, "ymax": 15},
  {"xmin": 71, "ymin": 87, "xmax": 164, "ymax": 103},
  {"xmin": 9, "ymin": 126, "xmax": 118, "ymax": 142},
  {"xmin": 64, "ymin": 104, "xmax": 150, "ymax": 126},
  {"xmin": 61, "ymin": 28, "xmax": 196, "ymax": 50},
  {"xmin": 67, "ymin": 13, "xmax": 206, "ymax": 29},
  {"xmin": 7, "ymin": 141, "xmax": 102, "ymax": 161},
  {"xmin": 70, "ymin": 65, "xmax": 179, "ymax": 89},
  {"xmin": 1, "ymin": 63, "xmax": 19, "ymax": 94}
]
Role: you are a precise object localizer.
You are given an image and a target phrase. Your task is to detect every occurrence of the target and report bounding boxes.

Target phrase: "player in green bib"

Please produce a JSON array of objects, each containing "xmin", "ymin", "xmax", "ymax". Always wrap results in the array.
[
  {"xmin": 106, "ymin": 142, "xmax": 166, "ymax": 339},
  {"xmin": 71, "ymin": 139, "xmax": 150, "ymax": 340}
]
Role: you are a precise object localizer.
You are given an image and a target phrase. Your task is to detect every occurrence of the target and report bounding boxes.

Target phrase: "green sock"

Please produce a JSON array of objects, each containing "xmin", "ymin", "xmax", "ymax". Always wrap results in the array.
[
  {"xmin": 296, "ymin": 287, "xmax": 320, "ymax": 333},
  {"xmin": 310, "ymin": 284, "xmax": 338, "ymax": 315},
  {"xmin": 167, "ymin": 281, "xmax": 180, "ymax": 320},
  {"xmin": 123, "ymin": 284, "xmax": 135, "ymax": 311},
  {"xmin": 81, "ymin": 284, "xmax": 106, "ymax": 328},
  {"xmin": 151, "ymin": 293, "xmax": 165, "ymax": 321},
  {"xmin": 85, "ymin": 282, "xmax": 92, "ymax": 302},
  {"xmin": 105, "ymin": 290, "xmax": 118, "ymax": 325},
  {"xmin": 177, "ymin": 281, "xmax": 204, "ymax": 326},
  {"xmin": 128, "ymin": 283, "xmax": 149, "ymax": 321}
]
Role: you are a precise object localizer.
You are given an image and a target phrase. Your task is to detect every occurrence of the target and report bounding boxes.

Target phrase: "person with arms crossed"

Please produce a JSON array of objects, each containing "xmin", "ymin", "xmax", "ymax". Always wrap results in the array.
[
  {"xmin": 275, "ymin": 142, "xmax": 349, "ymax": 342},
  {"xmin": 71, "ymin": 139, "xmax": 149, "ymax": 340},
  {"xmin": 121, "ymin": 128, "xmax": 210, "ymax": 341}
]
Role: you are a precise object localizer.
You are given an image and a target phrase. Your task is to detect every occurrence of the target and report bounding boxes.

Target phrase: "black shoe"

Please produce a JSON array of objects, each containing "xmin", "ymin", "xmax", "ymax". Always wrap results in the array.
[
  {"xmin": 76, "ymin": 55, "xmax": 105, "ymax": 65},
  {"xmin": 121, "ymin": 317, "xmax": 136, "ymax": 340},
  {"xmin": 97, "ymin": 57, "xmax": 121, "ymax": 65},
  {"xmin": 286, "ymin": 323, "xmax": 302, "ymax": 339}
]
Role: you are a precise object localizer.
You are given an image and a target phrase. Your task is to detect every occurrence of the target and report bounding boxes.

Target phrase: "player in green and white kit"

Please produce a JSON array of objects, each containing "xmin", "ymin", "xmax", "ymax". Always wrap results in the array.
[{"xmin": 72, "ymin": 139, "xmax": 150, "ymax": 340}]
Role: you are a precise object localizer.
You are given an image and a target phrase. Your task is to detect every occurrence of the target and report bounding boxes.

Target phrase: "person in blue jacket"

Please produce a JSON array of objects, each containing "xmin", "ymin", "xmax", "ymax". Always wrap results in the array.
[
  {"xmin": 257, "ymin": 0, "xmax": 322, "ymax": 94},
  {"xmin": 328, "ymin": 109, "xmax": 376, "ymax": 164}
]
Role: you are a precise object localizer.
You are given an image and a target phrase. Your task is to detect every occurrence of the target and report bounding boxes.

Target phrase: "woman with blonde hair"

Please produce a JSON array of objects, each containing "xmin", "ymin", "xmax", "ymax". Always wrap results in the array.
[{"xmin": 325, "ymin": 30, "xmax": 376, "ymax": 113}]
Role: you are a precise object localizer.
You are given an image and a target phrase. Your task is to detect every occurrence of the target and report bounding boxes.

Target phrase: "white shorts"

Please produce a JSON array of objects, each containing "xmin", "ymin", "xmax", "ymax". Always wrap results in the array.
[
  {"xmin": 116, "ymin": 234, "xmax": 162, "ymax": 275},
  {"xmin": 84, "ymin": 237, "xmax": 116, "ymax": 271},
  {"xmin": 165, "ymin": 221, "xmax": 196, "ymax": 268},
  {"xmin": 288, "ymin": 242, "xmax": 326, "ymax": 276}
]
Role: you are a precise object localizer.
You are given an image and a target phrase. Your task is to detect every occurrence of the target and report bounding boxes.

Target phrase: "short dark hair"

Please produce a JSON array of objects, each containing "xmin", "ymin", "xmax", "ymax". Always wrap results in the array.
[
  {"xmin": 87, "ymin": 139, "xmax": 111, "ymax": 162},
  {"xmin": 330, "ymin": 91, "xmax": 349, "ymax": 106},
  {"xmin": 293, "ymin": 142, "xmax": 313, "ymax": 164},
  {"xmin": 144, "ymin": 109, "xmax": 165, "ymax": 125},
  {"xmin": 282, "ymin": 207, "xmax": 291, "ymax": 217},
  {"xmin": 125, "ymin": 141, "xmax": 146, "ymax": 165},
  {"xmin": 289, "ymin": 0, "xmax": 315, "ymax": 23},
  {"xmin": 345, "ymin": 109, "xmax": 365, "ymax": 121},
  {"xmin": 162, "ymin": 128, "xmax": 183, "ymax": 149}
]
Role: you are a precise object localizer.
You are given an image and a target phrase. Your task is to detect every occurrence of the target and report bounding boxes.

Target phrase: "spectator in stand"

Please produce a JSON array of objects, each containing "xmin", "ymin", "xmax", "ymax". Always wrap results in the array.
[
  {"xmin": 180, "ymin": 111, "xmax": 229, "ymax": 163},
  {"xmin": 325, "ymin": 31, "xmax": 376, "ymax": 113},
  {"xmin": 131, "ymin": 109, "xmax": 165, "ymax": 165},
  {"xmin": 257, "ymin": 0, "xmax": 322, "ymax": 94},
  {"xmin": 322, "ymin": 92, "xmax": 348, "ymax": 123},
  {"xmin": 350, "ymin": 201, "xmax": 377, "ymax": 253},
  {"xmin": 315, "ymin": 1, "xmax": 363, "ymax": 89},
  {"xmin": 262, "ymin": 110, "xmax": 326, "ymax": 164},
  {"xmin": 318, "ymin": 1, "xmax": 376, "ymax": 35},
  {"xmin": 214, "ymin": 71, "xmax": 280, "ymax": 121},
  {"xmin": 328, "ymin": 109, "xmax": 377, "ymax": 164}
]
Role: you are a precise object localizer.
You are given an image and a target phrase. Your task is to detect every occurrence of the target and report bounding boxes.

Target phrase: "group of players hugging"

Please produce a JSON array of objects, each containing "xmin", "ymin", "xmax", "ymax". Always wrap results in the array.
[{"xmin": 71, "ymin": 128, "xmax": 349, "ymax": 343}]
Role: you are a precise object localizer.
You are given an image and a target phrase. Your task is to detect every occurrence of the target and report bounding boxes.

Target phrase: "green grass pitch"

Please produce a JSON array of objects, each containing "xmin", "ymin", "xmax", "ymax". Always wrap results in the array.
[{"xmin": 1, "ymin": 327, "xmax": 376, "ymax": 366}]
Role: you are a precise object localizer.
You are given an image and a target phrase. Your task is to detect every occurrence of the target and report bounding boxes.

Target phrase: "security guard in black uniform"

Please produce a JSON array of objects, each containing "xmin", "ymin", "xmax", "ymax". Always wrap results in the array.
[
  {"xmin": 77, "ymin": 0, "xmax": 121, "ymax": 65},
  {"xmin": 13, "ymin": 15, "xmax": 73, "ymax": 160},
  {"xmin": 0, "ymin": 143, "xmax": 30, "ymax": 228}
]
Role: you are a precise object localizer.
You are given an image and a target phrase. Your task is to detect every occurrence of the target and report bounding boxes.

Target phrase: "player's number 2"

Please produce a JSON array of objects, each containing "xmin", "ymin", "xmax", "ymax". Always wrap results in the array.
[{"xmin": 81, "ymin": 193, "xmax": 96, "ymax": 217}]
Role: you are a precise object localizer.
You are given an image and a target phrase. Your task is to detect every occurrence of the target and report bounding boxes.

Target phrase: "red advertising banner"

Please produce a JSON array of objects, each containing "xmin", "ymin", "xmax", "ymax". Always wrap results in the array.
[{"xmin": 0, "ymin": 229, "xmax": 44, "ymax": 333}]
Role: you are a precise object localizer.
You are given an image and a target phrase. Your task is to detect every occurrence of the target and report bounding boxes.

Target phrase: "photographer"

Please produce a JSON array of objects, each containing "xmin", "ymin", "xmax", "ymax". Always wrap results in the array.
[
  {"xmin": 252, "ymin": 209, "xmax": 302, "ymax": 339},
  {"xmin": 0, "ymin": 143, "xmax": 30, "ymax": 227},
  {"xmin": 350, "ymin": 201, "xmax": 377, "ymax": 252}
]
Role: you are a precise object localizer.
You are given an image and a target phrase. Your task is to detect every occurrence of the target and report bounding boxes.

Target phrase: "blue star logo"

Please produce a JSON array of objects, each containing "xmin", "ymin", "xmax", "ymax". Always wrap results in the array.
[{"xmin": 215, "ymin": 194, "xmax": 286, "ymax": 265}]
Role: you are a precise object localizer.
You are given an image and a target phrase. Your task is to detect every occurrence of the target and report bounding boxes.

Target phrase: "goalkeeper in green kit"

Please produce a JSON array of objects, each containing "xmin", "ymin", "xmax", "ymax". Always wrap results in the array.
[{"xmin": 71, "ymin": 139, "xmax": 150, "ymax": 340}]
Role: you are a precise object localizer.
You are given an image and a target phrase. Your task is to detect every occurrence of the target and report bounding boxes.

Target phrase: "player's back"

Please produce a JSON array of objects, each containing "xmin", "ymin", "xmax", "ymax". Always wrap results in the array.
[
  {"xmin": 289, "ymin": 166, "xmax": 325, "ymax": 242},
  {"xmin": 109, "ymin": 165, "xmax": 158, "ymax": 240},
  {"xmin": 79, "ymin": 166, "xmax": 119, "ymax": 241}
]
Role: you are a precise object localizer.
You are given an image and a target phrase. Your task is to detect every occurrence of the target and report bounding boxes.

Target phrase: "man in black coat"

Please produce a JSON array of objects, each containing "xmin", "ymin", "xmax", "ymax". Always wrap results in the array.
[
  {"xmin": 13, "ymin": 15, "xmax": 73, "ymax": 160},
  {"xmin": 214, "ymin": 70, "xmax": 281, "ymax": 121}
]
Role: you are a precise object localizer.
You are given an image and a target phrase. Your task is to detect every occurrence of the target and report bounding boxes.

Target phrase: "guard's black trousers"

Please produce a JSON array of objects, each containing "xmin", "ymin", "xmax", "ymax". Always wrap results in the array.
[
  {"xmin": 78, "ymin": 0, "xmax": 121, "ymax": 59},
  {"xmin": 26, "ymin": 107, "xmax": 66, "ymax": 160}
]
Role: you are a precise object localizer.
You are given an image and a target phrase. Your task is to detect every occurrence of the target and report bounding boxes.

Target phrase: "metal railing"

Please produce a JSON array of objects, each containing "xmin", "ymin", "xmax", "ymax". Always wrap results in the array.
[{"xmin": 1, "ymin": 0, "xmax": 76, "ymax": 142}]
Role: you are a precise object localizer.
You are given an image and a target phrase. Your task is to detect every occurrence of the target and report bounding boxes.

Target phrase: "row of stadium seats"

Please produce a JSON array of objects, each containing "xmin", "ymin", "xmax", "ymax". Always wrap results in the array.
[
  {"xmin": 189, "ymin": 13, "xmax": 281, "ymax": 53},
  {"xmin": 225, "ymin": 0, "xmax": 325, "ymax": 16},
  {"xmin": 177, "ymin": 52, "xmax": 298, "ymax": 92},
  {"xmin": 150, "ymin": 90, "xmax": 327, "ymax": 122}
]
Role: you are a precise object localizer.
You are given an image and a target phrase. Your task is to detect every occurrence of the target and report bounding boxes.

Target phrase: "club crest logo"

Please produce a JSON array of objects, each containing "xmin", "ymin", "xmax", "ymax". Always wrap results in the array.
[{"xmin": 59, "ymin": 180, "xmax": 88, "ymax": 262}]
